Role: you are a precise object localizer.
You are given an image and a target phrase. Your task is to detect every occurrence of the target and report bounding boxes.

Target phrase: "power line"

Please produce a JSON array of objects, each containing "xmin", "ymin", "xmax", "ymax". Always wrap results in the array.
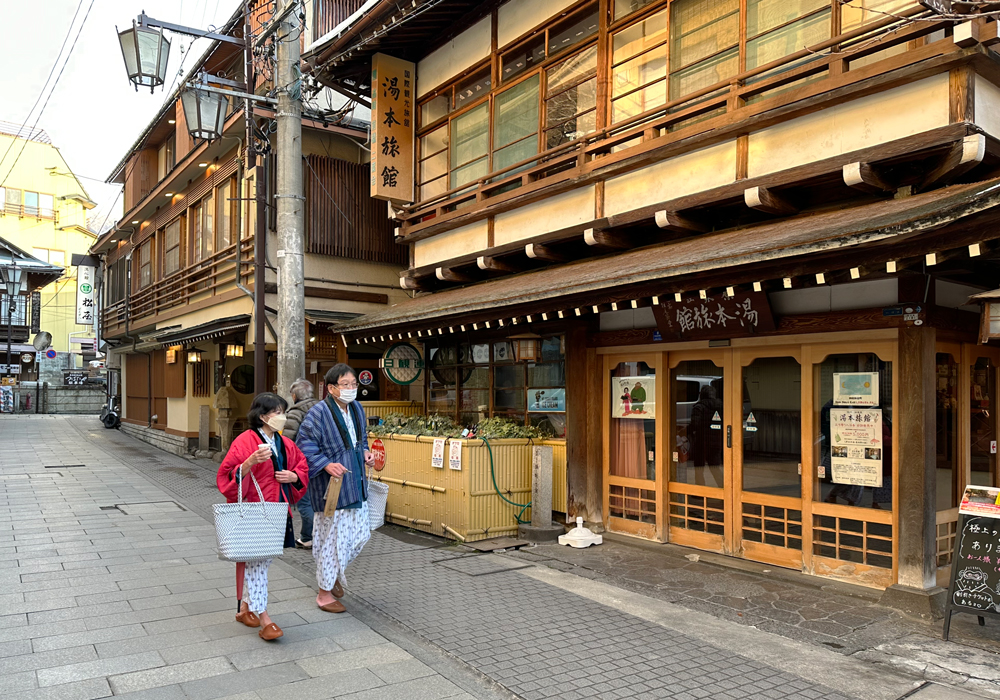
[
  {"xmin": 0, "ymin": 0, "xmax": 86, "ymax": 178},
  {"xmin": 0, "ymin": 0, "xmax": 97, "ymax": 189}
]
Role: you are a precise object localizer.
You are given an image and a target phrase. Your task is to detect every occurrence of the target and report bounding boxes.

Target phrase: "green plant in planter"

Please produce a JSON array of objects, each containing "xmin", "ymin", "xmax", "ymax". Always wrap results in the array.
[
  {"xmin": 475, "ymin": 417, "xmax": 545, "ymax": 440},
  {"xmin": 369, "ymin": 412, "xmax": 462, "ymax": 437}
]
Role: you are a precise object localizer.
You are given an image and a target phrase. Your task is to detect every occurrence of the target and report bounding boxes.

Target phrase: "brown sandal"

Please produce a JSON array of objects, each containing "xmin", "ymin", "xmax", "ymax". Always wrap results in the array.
[
  {"xmin": 259, "ymin": 623, "xmax": 283, "ymax": 641},
  {"xmin": 318, "ymin": 599, "xmax": 346, "ymax": 613},
  {"xmin": 236, "ymin": 604, "xmax": 260, "ymax": 628},
  {"xmin": 332, "ymin": 581, "xmax": 344, "ymax": 598}
]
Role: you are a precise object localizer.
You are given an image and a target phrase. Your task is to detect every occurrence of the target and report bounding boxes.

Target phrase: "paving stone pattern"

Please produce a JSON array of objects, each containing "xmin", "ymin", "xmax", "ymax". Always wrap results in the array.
[{"xmin": 0, "ymin": 416, "xmax": 479, "ymax": 700}]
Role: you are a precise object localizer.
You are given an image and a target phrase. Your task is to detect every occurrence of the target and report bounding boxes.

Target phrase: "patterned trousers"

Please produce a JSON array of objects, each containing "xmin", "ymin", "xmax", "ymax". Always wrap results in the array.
[
  {"xmin": 313, "ymin": 503, "xmax": 371, "ymax": 592},
  {"xmin": 241, "ymin": 558, "xmax": 272, "ymax": 613}
]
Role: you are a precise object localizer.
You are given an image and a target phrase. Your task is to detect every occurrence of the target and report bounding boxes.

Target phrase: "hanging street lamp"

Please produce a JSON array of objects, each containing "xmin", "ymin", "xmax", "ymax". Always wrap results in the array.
[
  {"xmin": 117, "ymin": 19, "xmax": 170, "ymax": 92},
  {"xmin": 181, "ymin": 79, "xmax": 230, "ymax": 141}
]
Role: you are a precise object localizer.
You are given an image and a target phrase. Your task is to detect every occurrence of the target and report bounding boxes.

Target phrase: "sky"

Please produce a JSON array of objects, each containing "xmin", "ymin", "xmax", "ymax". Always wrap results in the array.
[{"xmin": 0, "ymin": 1, "xmax": 244, "ymax": 232}]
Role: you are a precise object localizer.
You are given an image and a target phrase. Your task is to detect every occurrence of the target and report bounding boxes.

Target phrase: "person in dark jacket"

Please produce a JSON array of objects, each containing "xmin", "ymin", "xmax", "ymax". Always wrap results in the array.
[{"xmin": 285, "ymin": 378, "xmax": 319, "ymax": 548}]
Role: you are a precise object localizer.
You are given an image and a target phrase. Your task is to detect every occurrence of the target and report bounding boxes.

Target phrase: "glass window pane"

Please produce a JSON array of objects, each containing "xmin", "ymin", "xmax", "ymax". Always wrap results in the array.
[
  {"xmin": 548, "ymin": 6, "xmax": 599, "ymax": 57},
  {"xmin": 450, "ymin": 157, "xmax": 488, "ymax": 190},
  {"xmin": 614, "ymin": 0, "xmax": 658, "ymax": 21},
  {"xmin": 742, "ymin": 357, "xmax": 802, "ymax": 496},
  {"xmin": 612, "ymin": 49, "xmax": 667, "ymax": 98},
  {"xmin": 546, "ymin": 110, "xmax": 596, "ymax": 149},
  {"xmin": 746, "ymin": 10, "xmax": 830, "ymax": 70},
  {"xmin": 612, "ymin": 82, "xmax": 666, "ymax": 123},
  {"xmin": 421, "ymin": 94, "xmax": 449, "ymax": 125},
  {"xmin": 530, "ymin": 412, "xmax": 566, "ymax": 437},
  {"xmin": 23, "ymin": 191, "xmax": 38, "ymax": 214},
  {"xmin": 454, "ymin": 69, "xmax": 491, "ymax": 110},
  {"xmin": 936, "ymin": 353, "xmax": 959, "ymax": 510},
  {"xmin": 747, "ymin": 0, "xmax": 828, "ymax": 36},
  {"xmin": 548, "ymin": 45, "xmax": 598, "ymax": 93},
  {"xmin": 451, "ymin": 103, "xmax": 488, "ymax": 169},
  {"xmin": 5, "ymin": 188, "xmax": 20, "ymax": 206},
  {"xmin": 842, "ymin": 0, "xmax": 915, "ymax": 31},
  {"xmin": 493, "ymin": 138, "xmax": 537, "ymax": 175},
  {"xmin": 670, "ymin": 48, "xmax": 738, "ymax": 98},
  {"xmin": 217, "ymin": 180, "xmax": 232, "ymax": 249},
  {"xmin": 970, "ymin": 357, "xmax": 997, "ymax": 487},
  {"xmin": 494, "ymin": 364, "xmax": 525, "ymax": 389},
  {"xmin": 49, "ymin": 250, "xmax": 65, "ymax": 266},
  {"xmin": 420, "ymin": 151, "xmax": 448, "ymax": 185},
  {"xmin": 501, "ymin": 35, "xmax": 545, "ymax": 83},
  {"xmin": 815, "ymin": 353, "xmax": 893, "ymax": 510},
  {"xmin": 421, "ymin": 126, "xmax": 448, "ymax": 158},
  {"xmin": 671, "ymin": 0, "xmax": 740, "ymax": 69},
  {"xmin": 494, "ymin": 75, "xmax": 539, "ymax": 150},
  {"xmin": 611, "ymin": 361, "xmax": 656, "ymax": 480},
  {"xmin": 672, "ymin": 360, "xmax": 724, "ymax": 487},
  {"xmin": 613, "ymin": 8, "xmax": 668, "ymax": 63},
  {"xmin": 420, "ymin": 176, "xmax": 448, "ymax": 201},
  {"xmin": 31, "ymin": 248, "xmax": 49, "ymax": 262},
  {"xmin": 38, "ymin": 194, "xmax": 54, "ymax": 216}
]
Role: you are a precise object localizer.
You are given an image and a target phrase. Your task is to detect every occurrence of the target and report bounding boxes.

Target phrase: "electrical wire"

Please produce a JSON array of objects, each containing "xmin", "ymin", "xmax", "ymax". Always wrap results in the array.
[{"xmin": 0, "ymin": 0, "xmax": 86, "ymax": 178}]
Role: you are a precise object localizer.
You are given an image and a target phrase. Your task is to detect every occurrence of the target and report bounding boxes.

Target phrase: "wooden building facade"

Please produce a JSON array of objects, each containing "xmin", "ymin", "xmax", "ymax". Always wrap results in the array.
[
  {"xmin": 92, "ymin": 2, "xmax": 409, "ymax": 455},
  {"xmin": 311, "ymin": 0, "xmax": 1000, "ymax": 609}
]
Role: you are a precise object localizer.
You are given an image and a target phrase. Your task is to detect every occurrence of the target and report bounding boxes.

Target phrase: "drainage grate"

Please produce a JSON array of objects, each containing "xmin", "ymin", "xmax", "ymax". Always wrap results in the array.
[
  {"xmin": 115, "ymin": 501, "xmax": 187, "ymax": 515},
  {"xmin": 44, "ymin": 464, "xmax": 86, "ymax": 469}
]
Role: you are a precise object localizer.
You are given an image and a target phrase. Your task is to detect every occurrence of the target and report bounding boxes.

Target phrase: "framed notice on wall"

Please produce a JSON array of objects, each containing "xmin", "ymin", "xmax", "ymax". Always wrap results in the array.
[
  {"xmin": 829, "ymin": 408, "xmax": 883, "ymax": 487},
  {"xmin": 833, "ymin": 372, "xmax": 879, "ymax": 406},
  {"xmin": 611, "ymin": 375, "xmax": 655, "ymax": 420}
]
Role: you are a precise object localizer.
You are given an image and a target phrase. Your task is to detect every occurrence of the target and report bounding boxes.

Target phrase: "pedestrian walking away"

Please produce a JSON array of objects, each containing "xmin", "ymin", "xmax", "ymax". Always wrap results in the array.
[
  {"xmin": 285, "ymin": 377, "xmax": 320, "ymax": 549},
  {"xmin": 216, "ymin": 392, "xmax": 310, "ymax": 641},
  {"xmin": 297, "ymin": 363, "xmax": 373, "ymax": 614}
]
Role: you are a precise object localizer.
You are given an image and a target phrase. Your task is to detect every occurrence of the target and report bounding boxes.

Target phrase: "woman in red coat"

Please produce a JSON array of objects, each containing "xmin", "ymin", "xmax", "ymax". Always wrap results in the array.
[{"xmin": 217, "ymin": 392, "xmax": 309, "ymax": 641}]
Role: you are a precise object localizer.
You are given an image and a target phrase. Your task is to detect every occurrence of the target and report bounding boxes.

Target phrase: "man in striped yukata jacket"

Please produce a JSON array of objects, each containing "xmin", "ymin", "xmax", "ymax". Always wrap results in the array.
[{"xmin": 296, "ymin": 363, "xmax": 373, "ymax": 613}]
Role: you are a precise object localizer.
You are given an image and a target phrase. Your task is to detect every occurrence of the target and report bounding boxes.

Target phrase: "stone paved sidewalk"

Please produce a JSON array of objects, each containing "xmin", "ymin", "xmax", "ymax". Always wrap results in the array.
[{"xmin": 1, "ymin": 415, "xmax": 989, "ymax": 700}]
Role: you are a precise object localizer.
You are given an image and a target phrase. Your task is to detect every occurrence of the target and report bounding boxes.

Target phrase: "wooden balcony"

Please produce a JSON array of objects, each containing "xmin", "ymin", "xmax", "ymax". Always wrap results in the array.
[
  {"xmin": 102, "ymin": 238, "xmax": 255, "ymax": 337},
  {"xmin": 398, "ymin": 11, "xmax": 983, "ymax": 242}
]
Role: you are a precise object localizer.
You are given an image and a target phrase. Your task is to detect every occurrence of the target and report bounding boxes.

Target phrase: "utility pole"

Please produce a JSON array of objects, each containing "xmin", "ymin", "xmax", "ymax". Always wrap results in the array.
[{"xmin": 275, "ymin": 1, "xmax": 305, "ymax": 400}]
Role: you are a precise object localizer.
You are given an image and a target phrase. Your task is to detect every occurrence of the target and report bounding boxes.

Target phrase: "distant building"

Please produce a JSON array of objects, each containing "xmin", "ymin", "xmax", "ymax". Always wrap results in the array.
[{"xmin": 0, "ymin": 119, "xmax": 97, "ymax": 374}]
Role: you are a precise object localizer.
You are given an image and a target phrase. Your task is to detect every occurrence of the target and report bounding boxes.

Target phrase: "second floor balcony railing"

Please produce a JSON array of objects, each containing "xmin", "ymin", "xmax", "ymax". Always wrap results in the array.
[{"xmin": 399, "ymin": 6, "xmax": 957, "ymax": 237}]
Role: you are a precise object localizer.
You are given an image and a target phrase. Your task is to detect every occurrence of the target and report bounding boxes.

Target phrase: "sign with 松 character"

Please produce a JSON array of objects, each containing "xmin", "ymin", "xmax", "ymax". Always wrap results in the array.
[
  {"xmin": 371, "ymin": 53, "xmax": 415, "ymax": 204},
  {"xmin": 76, "ymin": 265, "xmax": 96, "ymax": 326}
]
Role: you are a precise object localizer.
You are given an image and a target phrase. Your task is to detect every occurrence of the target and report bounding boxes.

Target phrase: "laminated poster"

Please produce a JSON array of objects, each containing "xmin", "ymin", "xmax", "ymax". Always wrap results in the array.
[
  {"xmin": 448, "ymin": 439, "xmax": 462, "ymax": 471},
  {"xmin": 612, "ymin": 375, "xmax": 655, "ymax": 420},
  {"xmin": 830, "ymin": 408, "xmax": 883, "ymax": 487},
  {"xmin": 833, "ymin": 372, "xmax": 879, "ymax": 407},
  {"xmin": 431, "ymin": 438, "xmax": 445, "ymax": 469},
  {"xmin": 960, "ymin": 486, "xmax": 1000, "ymax": 520}
]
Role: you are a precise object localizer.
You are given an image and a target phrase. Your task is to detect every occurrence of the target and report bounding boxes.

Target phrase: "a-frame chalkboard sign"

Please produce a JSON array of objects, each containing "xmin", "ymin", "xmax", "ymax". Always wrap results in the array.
[{"xmin": 943, "ymin": 485, "xmax": 1000, "ymax": 641}]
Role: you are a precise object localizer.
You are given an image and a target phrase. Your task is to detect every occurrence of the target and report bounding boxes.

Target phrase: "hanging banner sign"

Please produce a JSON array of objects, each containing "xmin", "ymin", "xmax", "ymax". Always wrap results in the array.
[
  {"xmin": 652, "ymin": 291, "xmax": 775, "ymax": 341},
  {"xmin": 611, "ymin": 375, "xmax": 655, "ymax": 420},
  {"xmin": 833, "ymin": 372, "xmax": 879, "ymax": 407},
  {"xmin": 75, "ymin": 265, "xmax": 96, "ymax": 326},
  {"xmin": 30, "ymin": 291, "xmax": 40, "ymax": 333},
  {"xmin": 371, "ymin": 53, "xmax": 415, "ymax": 204},
  {"xmin": 830, "ymin": 408, "xmax": 883, "ymax": 487},
  {"xmin": 431, "ymin": 438, "xmax": 445, "ymax": 468},
  {"xmin": 448, "ymin": 439, "xmax": 462, "ymax": 471}
]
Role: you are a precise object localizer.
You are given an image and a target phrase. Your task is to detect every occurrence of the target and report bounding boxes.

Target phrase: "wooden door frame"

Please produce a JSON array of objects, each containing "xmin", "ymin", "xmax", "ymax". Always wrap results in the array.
[
  {"xmin": 602, "ymin": 351, "xmax": 664, "ymax": 541},
  {"xmin": 733, "ymin": 345, "xmax": 806, "ymax": 569},
  {"xmin": 962, "ymin": 342, "xmax": 1000, "ymax": 489},
  {"xmin": 666, "ymin": 348, "xmax": 734, "ymax": 553}
]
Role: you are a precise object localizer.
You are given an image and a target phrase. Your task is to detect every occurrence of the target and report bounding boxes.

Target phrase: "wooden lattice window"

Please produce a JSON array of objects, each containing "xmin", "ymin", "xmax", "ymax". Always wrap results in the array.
[
  {"xmin": 813, "ymin": 515, "xmax": 893, "ymax": 569},
  {"xmin": 670, "ymin": 492, "xmax": 724, "ymax": 534},
  {"xmin": 610, "ymin": 484, "xmax": 657, "ymax": 523},
  {"xmin": 742, "ymin": 503, "xmax": 802, "ymax": 550},
  {"xmin": 192, "ymin": 360, "xmax": 211, "ymax": 398}
]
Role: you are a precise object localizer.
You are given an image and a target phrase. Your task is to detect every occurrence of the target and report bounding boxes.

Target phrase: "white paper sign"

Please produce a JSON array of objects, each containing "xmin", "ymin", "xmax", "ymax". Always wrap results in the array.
[
  {"xmin": 75, "ymin": 265, "xmax": 96, "ymax": 326},
  {"xmin": 448, "ymin": 439, "xmax": 462, "ymax": 471},
  {"xmin": 830, "ymin": 408, "xmax": 883, "ymax": 487},
  {"xmin": 431, "ymin": 438, "xmax": 445, "ymax": 468},
  {"xmin": 833, "ymin": 372, "xmax": 879, "ymax": 407}
]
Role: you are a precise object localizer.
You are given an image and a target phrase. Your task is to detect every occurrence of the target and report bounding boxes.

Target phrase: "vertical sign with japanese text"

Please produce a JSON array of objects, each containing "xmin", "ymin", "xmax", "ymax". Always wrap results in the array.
[
  {"xmin": 371, "ymin": 53, "xmax": 415, "ymax": 204},
  {"xmin": 30, "ymin": 291, "xmax": 40, "ymax": 333},
  {"xmin": 75, "ymin": 265, "xmax": 96, "ymax": 326}
]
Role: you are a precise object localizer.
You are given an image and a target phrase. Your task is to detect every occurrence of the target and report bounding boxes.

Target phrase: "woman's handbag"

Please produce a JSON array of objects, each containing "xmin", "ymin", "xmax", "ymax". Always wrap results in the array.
[
  {"xmin": 367, "ymin": 471, "xmax": 389, "ymax": 530},
  {"xmin": 213, "ymin": 471, "xmax": 288, "ymax": 562}
]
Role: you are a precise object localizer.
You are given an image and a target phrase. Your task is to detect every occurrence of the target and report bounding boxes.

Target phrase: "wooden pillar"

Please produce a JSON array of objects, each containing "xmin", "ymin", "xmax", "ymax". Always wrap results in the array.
[
  {"xmin": 881, "ymin": 324, "xmax": 944, "ymax": 617},
  {"xmin": 565, "ymin": 322, "xmax": 603, "ymax": 525}
]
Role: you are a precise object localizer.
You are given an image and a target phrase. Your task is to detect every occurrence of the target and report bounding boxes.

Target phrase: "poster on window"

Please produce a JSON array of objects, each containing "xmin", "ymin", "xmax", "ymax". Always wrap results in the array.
[
  {"xmin": 833, "ymin": 372, "xmax": 879, "ymax": 407},
  {"xmin": 611, "ymin": 375, "xmax": 655, "ymax": 419},
  {"xmin": 830, "ymin": 408, "xmax": 883, "ymax": 487},
  {"xmin": 529, "ymin": 388, "xmax": 565, "ymax": 412}
]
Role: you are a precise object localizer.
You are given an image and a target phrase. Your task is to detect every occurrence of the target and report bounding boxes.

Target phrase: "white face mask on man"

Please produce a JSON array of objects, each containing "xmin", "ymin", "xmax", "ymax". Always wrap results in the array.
[{"xmin": 338, "ymin": 388, "xmax": 357, "ymax": 403}]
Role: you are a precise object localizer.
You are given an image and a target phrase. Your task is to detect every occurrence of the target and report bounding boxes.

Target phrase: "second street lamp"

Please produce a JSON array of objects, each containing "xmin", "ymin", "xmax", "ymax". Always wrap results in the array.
[{"xmin": 181, "ymin": 83, "xmax": 229, "ymax": 141}]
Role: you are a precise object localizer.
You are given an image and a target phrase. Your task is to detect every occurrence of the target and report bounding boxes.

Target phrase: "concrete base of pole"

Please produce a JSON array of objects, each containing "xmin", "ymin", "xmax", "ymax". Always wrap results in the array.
[
  {"xmin": 518, "ymin": 522, "xmax": 564, "ymax": 543},
  {"xmin": 878, "ymin": 584, "xmax": 946, "ymax": 620}
]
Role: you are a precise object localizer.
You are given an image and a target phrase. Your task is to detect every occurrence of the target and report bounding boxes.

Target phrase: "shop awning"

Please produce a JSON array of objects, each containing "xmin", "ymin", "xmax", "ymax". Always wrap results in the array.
[
  {"xmin": 305, "ymin": 309, "xmax": 362, "ymax": 325},
  {"xmin": 335, "ymin": 177, "xmax": 1000, "ymax": 337},
  {"xmin": 152, "ymin": 315, "xmax": 251, "ymax": 347}
]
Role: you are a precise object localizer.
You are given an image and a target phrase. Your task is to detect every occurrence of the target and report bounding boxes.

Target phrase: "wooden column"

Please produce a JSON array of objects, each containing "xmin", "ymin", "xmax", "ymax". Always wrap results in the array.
[
  {"xmin": 882, "ymin": 324, "xmax": 944, "ymax": 617},
  {"xmin": 565, "ymin": 322, "xmax": 603, "ymax": 524}
]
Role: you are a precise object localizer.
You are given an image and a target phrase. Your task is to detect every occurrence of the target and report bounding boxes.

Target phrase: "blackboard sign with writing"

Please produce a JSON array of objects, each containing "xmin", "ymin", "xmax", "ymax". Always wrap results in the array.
[{"xmin": 942, "ymin": 486, "xmax": 1000, "ymax": 640}]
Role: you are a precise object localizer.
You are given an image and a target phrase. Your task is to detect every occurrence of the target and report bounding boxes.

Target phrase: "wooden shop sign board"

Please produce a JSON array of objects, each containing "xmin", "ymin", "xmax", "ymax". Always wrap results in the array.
[
  {"xmin": 943, "ymin": 485, "xmax": 1000, "ymax": 640},
  {"xmin": 652, "ymin": 291, "xmax": 775, "ymax": 341}
]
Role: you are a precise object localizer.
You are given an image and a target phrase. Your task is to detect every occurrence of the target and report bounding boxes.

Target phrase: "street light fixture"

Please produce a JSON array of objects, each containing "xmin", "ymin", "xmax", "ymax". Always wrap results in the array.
[
  {"xmin": 181, "ymin": 82, "xmax": 229, "ymax": 141},
  {"xmin": 0, "ymin": 263, "xmax": 23, "ymax": 389},
  {"xmin": 117, "ymin": 21, "xmax": 171, "ymax": 92}
]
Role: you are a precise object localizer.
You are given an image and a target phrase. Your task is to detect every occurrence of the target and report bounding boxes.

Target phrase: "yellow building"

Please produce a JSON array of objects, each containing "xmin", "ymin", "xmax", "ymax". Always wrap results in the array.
[{"xmin": 0, "ymin": 120, "xmax": 96, "ymax": 360}]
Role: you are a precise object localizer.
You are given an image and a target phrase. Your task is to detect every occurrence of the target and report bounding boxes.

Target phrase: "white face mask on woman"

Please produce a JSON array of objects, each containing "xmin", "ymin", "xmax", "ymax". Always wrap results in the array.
[
  {"xmin": 265, "ymin": 413, "xmax": 287, "ymax": 432},
  {"xmin": 338, "ymin": 388, "xmax": 357, "ymax": 403}
]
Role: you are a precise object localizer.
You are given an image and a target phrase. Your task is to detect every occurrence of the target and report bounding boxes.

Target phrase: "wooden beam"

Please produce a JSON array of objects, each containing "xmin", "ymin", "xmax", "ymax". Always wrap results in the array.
[
  {"xmin": 654, "ymin": 210, "xmax": 706, "ymax": 233},
  {"xmin": 842, "ymin": 162, "xmax": 893, "ymax": 194},
  {"xmin": 953, "ymin": 20, "xmax": 981, "ymax": 48},
  {"xmin": 264, "ymin": 283, "xmax": 387, "ymax": 304},
  {"xmin": 744, "ymin": 186, "xmax": 797, "ymax": 215},
  {"xmin": 920, "ymin": 134, "xmax": 985, "ymax": 190},
  {"xmin": 476, "ymin": 255, "xmax": 517, "ymax": 273},
  {"xmin": 400, "ymin": 277, "xmax": 421, "ymax": 290},
  {"xmin": 435, "ymin": 266, "xmax": 474, "ymax": 284},
  {"xmin": 583, "ymin": 228, "xmax": 630, "ymax": 249},
  {"xmin": 525, "ymin": 243, "xmax": 567, "ymax": 262}
]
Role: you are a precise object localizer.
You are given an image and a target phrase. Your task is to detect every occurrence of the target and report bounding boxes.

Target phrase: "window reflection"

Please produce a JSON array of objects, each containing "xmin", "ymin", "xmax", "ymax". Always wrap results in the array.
[
  {"xmin": 936, "ymin": 353, "xmax": 959, "ymax": 510},
  {"xmin": 742, "ymin": 357, "xmax": 801, "ymax": 497},
  {"xmin": 970, "ymin": 357, "xmax": 996, "ymax": 487},
  {"xmin": 671, "ymin": 360, "xmax": 723, "ymax": 488}
]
